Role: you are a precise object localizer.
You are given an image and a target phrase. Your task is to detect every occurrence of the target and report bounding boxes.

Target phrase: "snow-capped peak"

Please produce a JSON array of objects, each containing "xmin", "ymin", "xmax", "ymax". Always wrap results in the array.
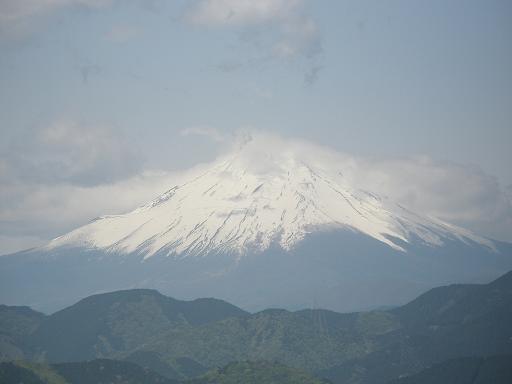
[{"xmin": 46, "ymin": 134, "xmax": 493, "ymax": 258}]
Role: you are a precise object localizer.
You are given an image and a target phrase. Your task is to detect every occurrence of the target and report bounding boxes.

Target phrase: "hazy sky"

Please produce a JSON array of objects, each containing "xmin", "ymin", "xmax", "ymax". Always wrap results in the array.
[{"xmin": 0, "ymin": 0, "xmax": 511, "ymax": 254}]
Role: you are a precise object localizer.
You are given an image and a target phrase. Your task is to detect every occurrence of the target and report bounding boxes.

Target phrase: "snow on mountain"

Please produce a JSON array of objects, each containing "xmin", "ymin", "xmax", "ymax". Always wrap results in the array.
[{"xmin": 45, "ymin": 134, "xmax": 493, "ymax": 258}]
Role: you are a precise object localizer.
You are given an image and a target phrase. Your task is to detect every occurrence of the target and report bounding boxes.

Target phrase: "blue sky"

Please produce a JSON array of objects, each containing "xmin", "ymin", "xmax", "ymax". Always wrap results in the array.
[{"xmin": 0, "ymin": 0, "xmax": 511, "ymax": 253}]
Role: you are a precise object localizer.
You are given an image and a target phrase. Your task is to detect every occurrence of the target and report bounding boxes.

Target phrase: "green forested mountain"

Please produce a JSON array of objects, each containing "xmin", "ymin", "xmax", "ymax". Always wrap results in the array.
[
  {"xmin": 141, "ymin": 308, "xmax": 399, "ymax": 372},
  {"xmin": 1, "ymin": 271, "xmax": 511, "ymax": 384},
  {"xmin": 319, "ymin": 271, "xmax": 512, "ymax": 383},
  {"xmin": 29, "ymin": 289, "xmax": 248, "ymax": 362}
]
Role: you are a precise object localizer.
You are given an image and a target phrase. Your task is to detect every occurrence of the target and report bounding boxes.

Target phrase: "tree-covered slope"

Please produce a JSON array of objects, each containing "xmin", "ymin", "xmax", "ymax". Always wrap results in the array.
[
  {"xmin": 318, "ymin": 271, "xmax": 512, "ymax": 383},
  {"xmin": 0, "ymin": 305, "xmax": 45, "ymax": 361},
  {"xmin": 391, "ymin": 269, "xmax": 512, "ymax": 361},
  {"xmin": 144, "ymin": 308, "xmax": 398, "ymax": 372},
  {"xmin": 29, "ymin": 289, "xmax": 248, "ymax": 362}
]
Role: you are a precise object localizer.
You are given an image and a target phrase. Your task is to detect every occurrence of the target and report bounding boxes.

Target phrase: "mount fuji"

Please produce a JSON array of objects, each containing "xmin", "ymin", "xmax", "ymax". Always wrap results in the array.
[{"xmin": 1, "ymin": 135, "xmax": 511, "ymax": 313}]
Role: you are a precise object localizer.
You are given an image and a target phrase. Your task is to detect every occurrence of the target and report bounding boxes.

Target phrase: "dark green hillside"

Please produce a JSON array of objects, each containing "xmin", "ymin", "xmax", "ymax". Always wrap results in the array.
[
  {"xmin": 0, "ymin": 305, "xmax": 45, "ymax": 361},
  {"xmin": 319, "ymin": 271, "xmax": 512, "ymax": 384},
  {"xmin": 0, "ymin": 305, "xmax": 44, "ymax": 339},
  {"xmin": 387, "ymin": 355, "xmax": 512, "ymax": 384},
  {"xmin": 394, "ymin": 270, "xmax": 512, "ymax": 327},
  {"xmin": 392, "ymin": 270, "xmax": 512, "ymax": 361},
  {"xmin": 146, "ymin": 308, "xmax": 398, "ymax": 372},
  {"xmin": 187, "ymin": 361, "xmax": 330, "ymax": 384},
  {"xmin": 30, "ymin": 289, "xmax": 248, "ymax": 361},
  {"xmin": 21, "ymin": 288, "xmax": 400, "ymax": 373}
]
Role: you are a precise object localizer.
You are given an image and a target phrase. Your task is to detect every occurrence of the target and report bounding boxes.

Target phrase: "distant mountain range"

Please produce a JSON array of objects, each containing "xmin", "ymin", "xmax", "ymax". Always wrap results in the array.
[
  {"xmin": 1, "ymin": 270, "xmax": 511, "ymax": 384},
  {"xmin": 1, "ymin": 137, "xmax": 511, "ymax": 313}
]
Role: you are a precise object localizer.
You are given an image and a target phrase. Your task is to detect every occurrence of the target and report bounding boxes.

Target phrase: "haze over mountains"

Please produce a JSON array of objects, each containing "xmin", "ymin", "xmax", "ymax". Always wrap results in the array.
[{"xmin": 1, "ymin": 134, "xmax": 511, "ymax": 313}]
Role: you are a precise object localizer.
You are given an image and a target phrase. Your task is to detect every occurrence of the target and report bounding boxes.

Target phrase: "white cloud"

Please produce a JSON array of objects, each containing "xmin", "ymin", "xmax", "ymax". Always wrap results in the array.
[
  {"xmin": 185, "ymin": 0, "xmax": 303, "ymax": 26},
  {"xmin": 0, "ymin": 170, "xmax": 178, "ymax": 226},
  {"xmin": 344, "ymin": 156, "xmax": 512, "ymax": 241},
  {"xmin": 2, "ymin": 120, "xmax": 144, "ymax": 186}
]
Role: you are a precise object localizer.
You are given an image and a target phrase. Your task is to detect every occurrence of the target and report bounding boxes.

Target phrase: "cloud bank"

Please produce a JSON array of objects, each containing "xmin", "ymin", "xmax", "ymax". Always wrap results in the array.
[
  {"xmin": 350, "ymin": 156, "xmax": 512, "ymax": 242},
  {"xmin": 2, "ymin": 120, "xmax": 143, "ymax": 186}
]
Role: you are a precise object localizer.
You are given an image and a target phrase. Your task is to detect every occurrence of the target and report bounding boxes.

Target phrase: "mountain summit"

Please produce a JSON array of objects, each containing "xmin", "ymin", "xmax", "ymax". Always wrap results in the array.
[{"xmin": 47, "ymin": 134, "xmax": 491, "ymax": 258}]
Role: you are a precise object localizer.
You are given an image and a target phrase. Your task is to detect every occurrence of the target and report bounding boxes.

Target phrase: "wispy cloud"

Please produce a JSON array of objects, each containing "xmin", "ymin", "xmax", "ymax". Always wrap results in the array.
[
  {"xmin": 185, "ymin": 0, "xmax": 302, "ymax": 26},
  {"xmin": 185, "ymin": 0, "xmax": 322, "ymax": 84}
]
